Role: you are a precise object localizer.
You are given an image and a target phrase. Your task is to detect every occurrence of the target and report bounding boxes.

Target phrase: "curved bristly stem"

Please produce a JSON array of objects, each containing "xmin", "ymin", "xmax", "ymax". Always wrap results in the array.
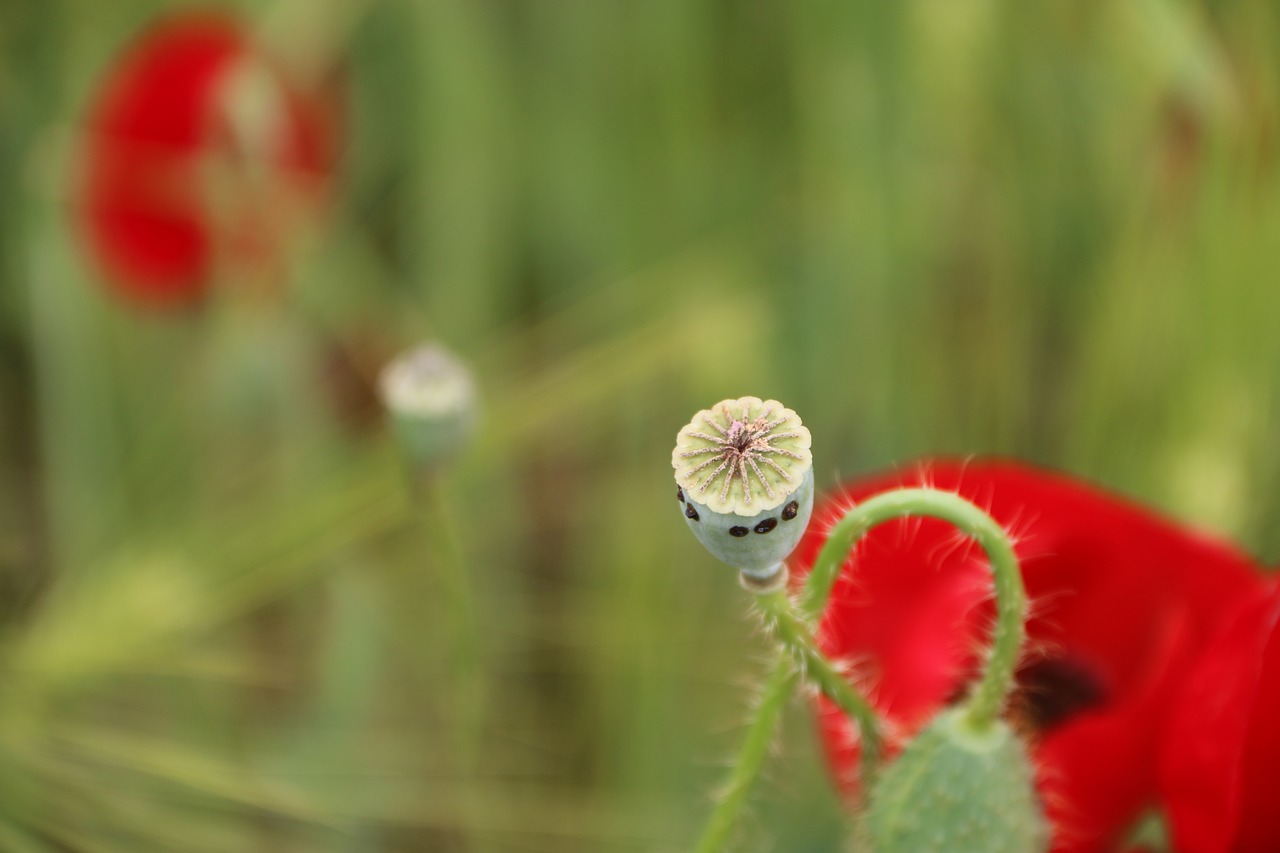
[
  {"xmin": 802, "ymin": 488, "xmax": 1027, "ymax": 729},
  {"xmin": 753, "ymin": 587, "xmax": 882, "ymax": 784},
  {"xmin": 694, "ymin": 487, "xmax": 1028, "ymax": 851},
  {"xmin": 693, "ymin": 663, "xmax": 798, "ymax": 853}
]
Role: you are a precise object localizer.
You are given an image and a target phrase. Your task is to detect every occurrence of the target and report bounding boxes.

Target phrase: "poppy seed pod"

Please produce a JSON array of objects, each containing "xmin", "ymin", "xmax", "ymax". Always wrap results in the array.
[
  {"xmin": 672, "ymin": 397, "xmax": 814, "ymax": 581},
  {"xmin": 861, "ymin": 709, "xmax": 1047, "ymax": 853},
  {"xmin": 378, "ymin": 343, "xmax": 477, "ymax": 469}
]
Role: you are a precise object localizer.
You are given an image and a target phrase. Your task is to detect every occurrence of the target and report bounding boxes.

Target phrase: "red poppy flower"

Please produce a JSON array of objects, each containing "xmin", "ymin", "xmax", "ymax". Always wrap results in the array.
[
  {"xmin": 1160, "ymin": 578, "xmax": 1280, "ymax": 853},
  {"xmin": 78, "ymin": 10, "xmax": 340, "ymax": 305},
  {"xmin": 790, "ymin": 460, "xmax": 1264, "ymax": 853}
]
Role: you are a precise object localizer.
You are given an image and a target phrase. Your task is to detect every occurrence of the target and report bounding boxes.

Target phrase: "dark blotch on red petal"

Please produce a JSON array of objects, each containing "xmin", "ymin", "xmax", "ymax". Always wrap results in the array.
[{"xmin": 1012, "ymin": 657, "xmax": 1109, "ymax": 734}]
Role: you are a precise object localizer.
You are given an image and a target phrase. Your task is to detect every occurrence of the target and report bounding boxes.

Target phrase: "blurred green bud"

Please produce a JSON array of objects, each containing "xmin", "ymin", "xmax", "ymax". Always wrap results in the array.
[
  {"xmin": 861, "ymin": 709, "xmax": 1047, "ymax": 853},
  {"xmin": 378, "ymin": 342, "xmax": 477, "ymax": 468},
  {"xmin": 672, "ymin": 397, "xmax": 814, "ymax": 580}
]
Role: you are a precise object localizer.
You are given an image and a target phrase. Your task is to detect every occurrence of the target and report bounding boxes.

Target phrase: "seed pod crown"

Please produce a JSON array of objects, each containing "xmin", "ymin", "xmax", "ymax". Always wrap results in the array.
[
  {"xmin": 673, "ymin": 397, "xmax": 814, "ymax": 578},
  {"xmin": 672, "ymin": 397, "xmax": 812, "ymax": 516},
  {"xmin": 379, "ymin": 342, "xmax": 477, "ymax": 466}
]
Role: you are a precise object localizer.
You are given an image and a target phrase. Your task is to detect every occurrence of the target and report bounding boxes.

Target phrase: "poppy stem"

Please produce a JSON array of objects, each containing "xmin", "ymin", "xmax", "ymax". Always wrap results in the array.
[
  {"xmin": 693, "ymin": 567, "xmax": 884, "ymax": 853},
  {"xmin": 753, "ymin": 585, "xmax": 884, "ymax": 784},
  {"xmin": 419, "ymin": 475, "xmax": 484, "ymax": 751},
  {"xmin": 803, "ymin": 487, "xmax": 1028, "ymax": 730},
  {"xmin": 693, "ymin": 662, "xmax": 798, "ymax": 853},
  {"xmin": 416, "ymin": 474, "xmax": 491, "ymax": 848}
]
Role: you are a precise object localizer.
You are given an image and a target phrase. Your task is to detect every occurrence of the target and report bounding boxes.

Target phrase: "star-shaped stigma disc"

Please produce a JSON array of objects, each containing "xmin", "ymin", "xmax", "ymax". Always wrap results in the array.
[{"xmin": 672, "ymin": 397, "xmax": 813, "ymax": 516}]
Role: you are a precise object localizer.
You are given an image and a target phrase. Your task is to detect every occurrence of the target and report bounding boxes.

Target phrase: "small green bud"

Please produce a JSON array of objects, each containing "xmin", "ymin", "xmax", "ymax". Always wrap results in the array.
[
  {"xmin": 672, "ymin": 397, "xmax": 814, "ymax": 580},
  {"xmin": 861, "ymin": 709, "xmax": 1047, "ymax": 853},
  {"xmin": 378, "ymin": 342, "xmax": 477, "ymax": 468}
]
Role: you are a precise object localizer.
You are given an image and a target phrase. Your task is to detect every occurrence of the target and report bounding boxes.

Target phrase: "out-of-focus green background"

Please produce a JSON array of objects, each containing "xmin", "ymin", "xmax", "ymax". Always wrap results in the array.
[{"xmin": 2, "ymin": 1, "xmax": 1278, "ymax": 850}]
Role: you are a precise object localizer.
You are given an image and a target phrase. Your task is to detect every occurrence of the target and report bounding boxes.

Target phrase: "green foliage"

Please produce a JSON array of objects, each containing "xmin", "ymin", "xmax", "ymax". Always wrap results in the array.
[{"xmin": 2, "ymin": 0, "xmax": 1280, "ymax": 849}]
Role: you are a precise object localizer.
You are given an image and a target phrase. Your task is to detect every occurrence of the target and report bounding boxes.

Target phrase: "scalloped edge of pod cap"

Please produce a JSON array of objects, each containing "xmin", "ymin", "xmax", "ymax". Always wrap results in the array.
[{"xmin": 672, "ymin": 397, "xmax": 814, "ymax": 576}]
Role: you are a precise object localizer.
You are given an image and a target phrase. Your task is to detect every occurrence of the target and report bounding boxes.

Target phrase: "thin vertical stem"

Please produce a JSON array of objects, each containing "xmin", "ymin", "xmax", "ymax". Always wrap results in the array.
[
  {"xmin": 423, "ymin": 475, "xmax": 490, "ymax": 753},
  {"xmin": 693, "ymin": 663, "xmax": 797, "ymax": 853},
  {"xmin": 416, "ymin": 474, "xmax": 490, "ymax": 849}
]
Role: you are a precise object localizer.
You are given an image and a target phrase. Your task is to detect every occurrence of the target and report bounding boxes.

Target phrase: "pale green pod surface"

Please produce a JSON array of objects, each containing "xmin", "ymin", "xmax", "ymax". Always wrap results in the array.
[
  {"xmin": 678, "ymin": 467, "xmax": 814, "ymax": 577},
  {"xmin": 672, "ymin": 397, "xmax": 814, "ymax": 578},
  {"xmin": 379, "ymin": 342, "xmax": 477, "ymax": 467},
  {"xmin": 861, "ymin": 709, "xmax": 1048, "ymax": 853}
]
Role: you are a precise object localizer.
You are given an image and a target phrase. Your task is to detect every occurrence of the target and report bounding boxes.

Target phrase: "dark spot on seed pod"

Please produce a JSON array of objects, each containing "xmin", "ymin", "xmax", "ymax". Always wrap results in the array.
[
  {"xmin": 685, "ymin": 503, "xmax": 699, "ymax": 521},
  {"xmin": 781, "ymin": 501, "xmax": 799, "ymax": 521},
  {"xmin": 677, "ymin": 488, "xmax": 684, "ymax": 503},
  {"xmin": 729, "ymin": 526, "xmax": 749, "ymax": 537},
  {"xmin": 754, "ymin": 518, "xmax": 778, "ymax": 534}
]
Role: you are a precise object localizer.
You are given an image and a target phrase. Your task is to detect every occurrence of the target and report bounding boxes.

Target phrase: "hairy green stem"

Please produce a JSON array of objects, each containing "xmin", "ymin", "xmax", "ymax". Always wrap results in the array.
[
  {"xmin": 693, "ymin": 663, "xmax": 798, "ymax": 853},
  {"xmin": 754, "ymin": 587, "xmax": 883, "ymax": 783}
]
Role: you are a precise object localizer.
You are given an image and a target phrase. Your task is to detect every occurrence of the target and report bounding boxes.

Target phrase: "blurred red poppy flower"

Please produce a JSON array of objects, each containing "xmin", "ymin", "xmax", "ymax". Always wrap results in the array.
[
  {"xmin": 78, "ymin": 10, "xmax": 340, "ymax": 305},
  {"xmin": 790, "ymin": 460, "xmax": 1263, "ymax": 853},
  {"xmin": 1160, "ymin": 579, "xmax": 1280, "ymax": 853}
]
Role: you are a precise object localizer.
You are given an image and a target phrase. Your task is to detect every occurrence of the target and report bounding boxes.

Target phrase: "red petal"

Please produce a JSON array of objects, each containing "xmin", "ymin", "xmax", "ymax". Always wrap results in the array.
[
  {"xmin": 1161, "ymin": 582, "xmax": 1280, "ymax": 853},
  {"xmin": 76, "ymin": 12, "xmax": 342, "ymax": 305},
  {"xmin": 79, "ymin": 13, "xmax": 247, "ymax": 302},
  {"xmin": 1034, "ymin": 605, "xmax": 1185, "ymax": 852},
  {"xmin": 794, "ymin": 459, "xmax": 1263, "ymax": 851}
]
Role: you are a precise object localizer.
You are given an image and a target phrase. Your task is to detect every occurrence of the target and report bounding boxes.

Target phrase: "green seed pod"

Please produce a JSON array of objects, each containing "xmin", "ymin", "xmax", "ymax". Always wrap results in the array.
[
  {"xmin": 860, "ymin": 708, "xmax": 1047, "ymax": 853},
  {"xmin": 378, "ymin": 342, "xmax": 477, "ymax": 468},
  {"xmin": 672, "ymin": 397, "xmax": 814, "ymax": 580}
]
